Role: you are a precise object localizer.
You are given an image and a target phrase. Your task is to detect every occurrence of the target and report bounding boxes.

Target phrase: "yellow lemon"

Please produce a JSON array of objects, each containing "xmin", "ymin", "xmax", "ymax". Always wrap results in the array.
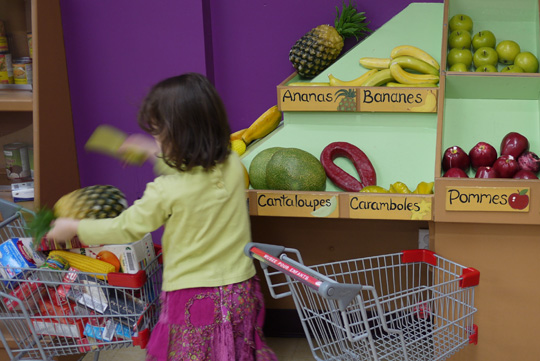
[{"xmin": 231, "ymin": 139, "xmax": 246, "ymax": 156}]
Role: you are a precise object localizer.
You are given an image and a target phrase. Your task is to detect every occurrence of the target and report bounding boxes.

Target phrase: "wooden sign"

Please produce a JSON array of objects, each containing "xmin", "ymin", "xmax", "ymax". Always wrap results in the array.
[
  {"xmin": 348, "ymin": 195, "xmax": 432, "ymax": 220},
  {"xmin": 445, "ymin": 186, "xmax": 530, "ymax": 212},
  {"xmin": 359, "ymin": 88, "xmax": 437, "ymax": 112},
  {"xmin": 278, "ymin": 86, "xmax": 357, "ymax": 112},
  {"xmin": 277, "ymin": 85, "xmax": 437, "ymax": 113},
  {"xmin": 255, "ymin": 192, "xmax": 339, "ymax": 218}
]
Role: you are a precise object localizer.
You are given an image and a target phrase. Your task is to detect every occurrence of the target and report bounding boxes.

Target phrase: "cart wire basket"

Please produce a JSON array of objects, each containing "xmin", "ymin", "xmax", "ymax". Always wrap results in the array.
[
  {"xmin": 245, "ymin": 242, "xmax": 480, "ymax": 361},
  {"xmin": 0, "ymin": 199, "xmax": 163, "ymax": 361}
]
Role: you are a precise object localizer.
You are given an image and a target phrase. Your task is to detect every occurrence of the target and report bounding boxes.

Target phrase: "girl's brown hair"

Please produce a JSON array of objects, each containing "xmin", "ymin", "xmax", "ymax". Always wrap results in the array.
[{"xmin": 138, "ymin": 73, "xmax": 231, "ymax": 171}]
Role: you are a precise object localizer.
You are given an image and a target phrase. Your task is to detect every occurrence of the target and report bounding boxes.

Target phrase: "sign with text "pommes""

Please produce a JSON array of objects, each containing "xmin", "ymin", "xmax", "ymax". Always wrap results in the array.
[{"xmin": 445, "ymin": 187, "xmax": 530, "ymax": 212}]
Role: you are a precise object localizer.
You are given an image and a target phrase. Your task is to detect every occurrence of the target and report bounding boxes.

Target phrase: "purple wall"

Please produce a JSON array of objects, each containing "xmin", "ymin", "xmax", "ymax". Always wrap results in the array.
[{"xmin": 60, "ymin": 0, "xmax": 442, "ymax": 222}]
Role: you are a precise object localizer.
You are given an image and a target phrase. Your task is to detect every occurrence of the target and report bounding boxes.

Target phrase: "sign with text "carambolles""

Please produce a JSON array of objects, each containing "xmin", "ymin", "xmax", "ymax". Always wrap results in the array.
[{"xmin": 445, "ymin": 187, "xmax": 530, "ymax": 212}]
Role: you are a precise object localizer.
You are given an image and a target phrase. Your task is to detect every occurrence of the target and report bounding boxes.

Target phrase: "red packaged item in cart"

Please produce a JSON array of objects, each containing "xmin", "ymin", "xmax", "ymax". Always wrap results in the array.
[
  {"xmin": 31, "ymin": 292, "xmax": 86, "ymax": 339},
  {"xmin": 2, "ymin": 277, "xmax": 46, "ymax": 313}
]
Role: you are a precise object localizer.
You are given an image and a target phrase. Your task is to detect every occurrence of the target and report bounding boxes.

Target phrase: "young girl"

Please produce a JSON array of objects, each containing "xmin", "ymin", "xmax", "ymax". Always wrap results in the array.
[{"xmin": 47, "ymin": 73, "xmax": 277, "ymax": 361}]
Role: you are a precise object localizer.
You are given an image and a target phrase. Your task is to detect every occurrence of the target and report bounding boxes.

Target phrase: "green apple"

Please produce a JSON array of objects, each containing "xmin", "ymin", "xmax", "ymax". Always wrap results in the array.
[
  {"xmin": 472, "ymin": 30, "xmax": 496, "ymax": 51},
  {"xmin": 514, "ymin": 52, "xmax": 539, "ymax": 73},
  {"xmin": 449, "ymin": 14, "xmax": 473, "ymax": 32},
  {"xmin": 473, "ymin": 47, "xmax": 498, "ymax": 68},
  {"xmin": 447, "ymin": 48, "xmax": 473, "ymax": 68},
  {"xmin": 496, "ymin": 40, "xmax": 520, "ymax": 64},
  {"xmin": 501, "ymin": 65, "xmax": 524, "ymax": 73},
  {"xmin": 475, "ymin": 65, "xmax": 498, "ymax": 72},
  {"xmin": 449, "ymin": 30, "xmax": 472, "ymax": 49},
  {"xmin": 449, "ymin": 63, "xmax": 469, "ymax": 72}
]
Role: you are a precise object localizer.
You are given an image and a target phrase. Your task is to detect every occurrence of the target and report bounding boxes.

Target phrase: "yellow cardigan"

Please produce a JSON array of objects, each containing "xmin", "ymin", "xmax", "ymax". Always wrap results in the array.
[{"xmin": 78, "ymin": 153, "xmax": 255, "ymax": 291}]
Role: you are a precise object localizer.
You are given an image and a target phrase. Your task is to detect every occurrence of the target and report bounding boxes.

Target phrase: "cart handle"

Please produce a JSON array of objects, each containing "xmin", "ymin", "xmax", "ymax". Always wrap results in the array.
[{"xmin": 245, "ymin": 242, "xmax": 362, "ymax": 311}]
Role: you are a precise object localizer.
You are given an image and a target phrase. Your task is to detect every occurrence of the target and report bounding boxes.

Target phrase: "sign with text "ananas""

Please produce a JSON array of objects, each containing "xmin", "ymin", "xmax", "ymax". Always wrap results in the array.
[{"xmin": 278, "ymin": 86, "xmax": 437, "ymax": 113}]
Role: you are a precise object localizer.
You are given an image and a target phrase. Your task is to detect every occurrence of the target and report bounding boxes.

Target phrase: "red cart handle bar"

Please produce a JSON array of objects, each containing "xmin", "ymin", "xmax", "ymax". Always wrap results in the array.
[{"xmin": 245, "ymin": 242, "xmax": 363, "ymax": 311}]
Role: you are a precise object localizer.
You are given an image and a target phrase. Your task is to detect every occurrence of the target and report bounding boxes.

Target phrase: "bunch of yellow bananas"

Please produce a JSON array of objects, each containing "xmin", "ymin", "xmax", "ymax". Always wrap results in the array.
[{"xmin": 356, "ymin": 45, "xmax": 440, "ymax": 87}]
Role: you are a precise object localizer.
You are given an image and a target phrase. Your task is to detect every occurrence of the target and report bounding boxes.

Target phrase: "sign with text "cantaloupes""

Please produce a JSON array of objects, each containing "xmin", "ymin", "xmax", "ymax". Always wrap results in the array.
[
  {"xmin": 255, "ymin": 192, "xmax": 339, "ymax": 218},
  {"xmin": 445, "ymin": 187, "xmax": 530, "ymax": 212}
]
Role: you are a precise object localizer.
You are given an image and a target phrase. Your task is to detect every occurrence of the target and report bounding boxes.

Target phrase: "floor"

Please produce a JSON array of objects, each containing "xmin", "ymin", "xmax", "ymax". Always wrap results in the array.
[{"xmin": 80, "ymin": 337, "xmax": 314, "ymax": 361}]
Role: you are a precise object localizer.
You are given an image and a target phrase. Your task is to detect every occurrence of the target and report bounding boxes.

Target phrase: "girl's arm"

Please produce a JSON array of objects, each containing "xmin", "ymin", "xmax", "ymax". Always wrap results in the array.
[
  {"xmin": 118, "ymin": 134, "xmax": 161, "ymax": 164},
  {"xmin": 46, "ymin": 218, "xmax": 81, "ymax": 242}
]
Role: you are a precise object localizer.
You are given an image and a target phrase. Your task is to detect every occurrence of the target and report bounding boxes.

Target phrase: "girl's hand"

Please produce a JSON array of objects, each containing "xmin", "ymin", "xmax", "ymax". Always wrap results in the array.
[
  {"xmin": 118, "ymin": 134, "xmax": 160, "ymax": 164},
  {"xmin": 46, "ymin": 218, "xmax": 81, "ymax": 242}
]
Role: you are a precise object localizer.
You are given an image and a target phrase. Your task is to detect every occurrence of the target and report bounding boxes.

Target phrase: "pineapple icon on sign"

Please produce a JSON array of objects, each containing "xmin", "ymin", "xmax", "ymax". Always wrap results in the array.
[{"xmin": 335, "ymin": 89, "xmax": 357, "ymax": 112}]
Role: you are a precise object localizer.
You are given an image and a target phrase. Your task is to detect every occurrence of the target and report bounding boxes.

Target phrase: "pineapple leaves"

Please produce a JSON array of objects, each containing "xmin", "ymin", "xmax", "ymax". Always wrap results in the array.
[
  {"xmin": 28, "ymin": 207, "xmax": 55, "ymax": 249},
  {"xmin": 334, "ymin": 1, "xmax": 371, "ymax": 40}
]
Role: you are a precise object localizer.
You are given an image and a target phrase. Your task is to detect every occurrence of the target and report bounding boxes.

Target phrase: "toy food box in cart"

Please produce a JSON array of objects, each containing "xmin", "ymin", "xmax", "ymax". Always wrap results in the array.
[{"xmin": 0, "ymin": 199, "xmax": 163, "ymax": 361}]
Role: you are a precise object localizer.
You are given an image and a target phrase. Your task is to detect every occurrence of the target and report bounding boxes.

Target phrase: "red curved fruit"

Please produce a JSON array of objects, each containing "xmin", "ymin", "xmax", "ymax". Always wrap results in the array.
[{"xmin": 320, "ymin": 142, "xmax": 376, "ymax": 192}]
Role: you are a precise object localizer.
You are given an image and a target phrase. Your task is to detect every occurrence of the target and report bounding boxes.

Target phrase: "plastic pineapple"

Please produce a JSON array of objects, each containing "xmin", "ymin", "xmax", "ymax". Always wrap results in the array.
[
  {"xmin": 30, "ymin": 185, "xmax": 128, "ymax": 246},
  {"xmin": 289, "ymin": 1, "xmax": 370, "ymax": 78}
]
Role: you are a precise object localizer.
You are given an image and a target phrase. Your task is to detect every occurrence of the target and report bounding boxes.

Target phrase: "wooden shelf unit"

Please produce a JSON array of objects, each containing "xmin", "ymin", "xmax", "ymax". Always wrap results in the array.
[{"xmin": 0, "ymin": 0, "xmax": 79, "ymax": 209}]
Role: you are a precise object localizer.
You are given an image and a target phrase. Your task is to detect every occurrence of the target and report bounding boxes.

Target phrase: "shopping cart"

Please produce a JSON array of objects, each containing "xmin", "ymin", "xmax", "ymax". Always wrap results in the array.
[
  {"xmin": 0, "ymin": 199, "xmax": 163, "ymax": 361},
  {"xmin": 245, "ymin": 242, "xmax": 480, "ymax": 361}
]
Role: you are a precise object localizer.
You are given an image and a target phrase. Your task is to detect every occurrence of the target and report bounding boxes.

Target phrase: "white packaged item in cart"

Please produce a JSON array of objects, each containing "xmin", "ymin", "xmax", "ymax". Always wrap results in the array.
[
  {"xmin": 67, "ymin": 233, "xmax": 155, "ymax": 274},
  {"xmin": 0, "ymin": 237, "xmax": 46, "ymax": 286}
]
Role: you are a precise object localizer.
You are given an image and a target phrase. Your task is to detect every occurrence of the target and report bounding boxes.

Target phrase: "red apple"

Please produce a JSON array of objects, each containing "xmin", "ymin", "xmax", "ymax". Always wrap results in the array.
[
  {"xmin": 475, "ymin": 166, "xmax": 499, "ymax": 178},
  {"xmin": 442, "ymin": 146, "xmax": 470, "ymax": 171},
  {"xmin": 513, "ymin": 170, "xmax": 538, "ymax": 179},
  {"xmin": 517, "ymin": 151, "xmax": 540, "ymax": 173},
  {"xmin": 443, "ymin": 168, "xmax": 469, "ymax": 178},
  {"xmin": 469, "ymin": 142, "xmax": 497, "ymax": 169},
  {"xmin": 509, "ymin": 189, "xmax": 530, "ymax": 210},
  {"xmin": 500, "ymin": 132, "xmax": 529, "ymax": 158},
  {"xmin": 492, "ymin": 155, "xmax": 520, "ymax": 178}
]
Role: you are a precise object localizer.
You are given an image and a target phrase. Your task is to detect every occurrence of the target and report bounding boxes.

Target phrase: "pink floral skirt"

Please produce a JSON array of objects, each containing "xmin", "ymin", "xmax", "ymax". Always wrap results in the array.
[{"xmin": 145, "ymin": 276, "xmax": 277, "ymax": 361}]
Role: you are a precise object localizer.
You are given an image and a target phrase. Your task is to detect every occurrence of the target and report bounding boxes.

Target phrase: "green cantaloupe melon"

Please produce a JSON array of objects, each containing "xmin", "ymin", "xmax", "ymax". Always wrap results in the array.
[
  {"xmin": 266, "ymin": 148, "xmax": 326, "ymax": 191},
  {"xmin": 248, "ymin": 147, "xmax": 283, "ymax": 189}
]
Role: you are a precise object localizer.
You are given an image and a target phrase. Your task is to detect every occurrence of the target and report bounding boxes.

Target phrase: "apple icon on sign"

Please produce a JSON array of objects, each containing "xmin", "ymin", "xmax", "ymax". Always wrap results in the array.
[{"xmin": 508, "ymin": 189, "xmax": 529, "ymax": 210}]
